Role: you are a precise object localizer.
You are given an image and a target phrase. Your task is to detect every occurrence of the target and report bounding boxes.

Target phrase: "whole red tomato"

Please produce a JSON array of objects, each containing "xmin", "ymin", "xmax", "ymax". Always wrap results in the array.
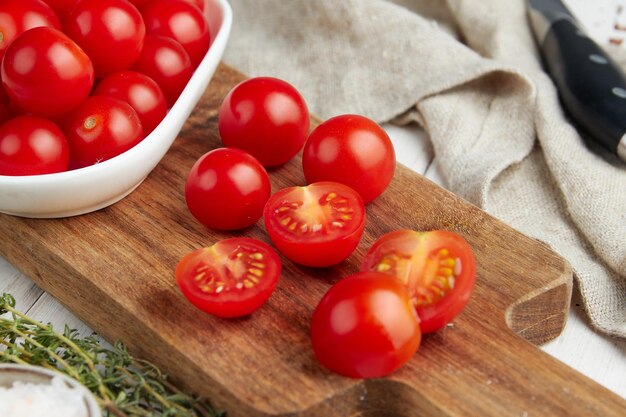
[
  {"xmin": 64, "ymin": 0, "xmax": 146, "ymax": 78},
  {"xmin": 263, "ymin": 181, "xmax": 365, "ymax": 267},
  {"xmin": 0, "ymin": 0, "xmax": 61, "ymax": 60},
  {"xmin": 361, "ymin": 230, "xmax": 476, "ymax": 333},
  {"xmin": 94, "ymin": 71, "xmax": 167, "ymax": 134},
  {"xmin": 0, "ymin": 116, "xmax": 69, "ymax": 176},
  {"xmin": 1, "ymin": 27, "xmax": 94, "ymax": 119},
  {"xmin": 185, "ymin": 147, "xmax": 271, "ymax": 230},
  {"xmin": 310, "ymin": 272, "xmax": 421, "ymax": 378},
  {"xmin": 142, "ymin": 0, "xmax": 210, "ymax": 67},
  {"xmin": 132, "ymin": 35, "xmax": 193, "ymax": 107},
  {"xmin": 302, "ymin": 114, "xmax": 396, "ymax": 203},
  {"xmin": 63, "ymin": 96, "xmax": 144, "ymax": 169},
  {"xmin": 176, "ymin": 237, "xmax": 281, "ymax": 318},
  {"xmin": 218, "ymin": 77, "xmax": 310, "ymax": 167}
]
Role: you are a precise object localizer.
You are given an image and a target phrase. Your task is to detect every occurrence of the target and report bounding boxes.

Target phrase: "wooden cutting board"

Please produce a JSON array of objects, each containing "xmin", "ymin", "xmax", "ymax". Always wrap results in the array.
[{"xmin": 1, "ymin": 64, "xmax": 624, "ymax": 416}]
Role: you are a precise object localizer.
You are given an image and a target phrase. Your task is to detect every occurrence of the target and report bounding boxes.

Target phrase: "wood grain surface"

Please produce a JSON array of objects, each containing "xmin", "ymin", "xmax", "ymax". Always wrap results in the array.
[{"xmin": 0, "ymin": 64, "xmax": 625, "ymax": 416}]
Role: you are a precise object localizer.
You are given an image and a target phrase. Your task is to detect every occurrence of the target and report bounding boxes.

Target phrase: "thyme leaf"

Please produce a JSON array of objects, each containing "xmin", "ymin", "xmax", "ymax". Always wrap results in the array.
[{"xmin": 0, "ymin": 293, "xmax": 225, "ymax": 417}]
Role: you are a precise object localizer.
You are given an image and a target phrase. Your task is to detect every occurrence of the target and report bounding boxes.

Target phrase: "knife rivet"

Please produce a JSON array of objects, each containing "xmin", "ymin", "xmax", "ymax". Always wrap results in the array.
[
  {"xmin": 612, "ymin": 87, "xmax": 626, "ymax": 99},
  {"xmin": 589, "ymin": 54, "xmax": 608, "ymax": 65}
]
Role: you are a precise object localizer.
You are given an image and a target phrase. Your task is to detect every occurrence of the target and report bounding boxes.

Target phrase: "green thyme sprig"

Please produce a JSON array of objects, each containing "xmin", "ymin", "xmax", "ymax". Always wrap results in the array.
[{"xmin": 0, "ymin": 293, "xmax": 225, "ymax": 417}]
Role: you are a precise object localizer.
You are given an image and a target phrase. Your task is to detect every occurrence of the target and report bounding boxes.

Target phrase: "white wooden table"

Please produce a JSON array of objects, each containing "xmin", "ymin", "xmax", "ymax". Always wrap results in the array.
[{"xmin": 1, "ymin": 0, "xmax": 625, "ymax": 404}]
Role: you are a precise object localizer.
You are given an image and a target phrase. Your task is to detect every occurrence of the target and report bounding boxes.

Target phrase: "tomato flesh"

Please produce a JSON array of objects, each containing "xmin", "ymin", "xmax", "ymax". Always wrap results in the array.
[
  {"xmin": 264, "ymin": 182, "xmax": 365, "ymax": 267},
  {"xmin": 176, "ymin": 238, "xmax": 281, "ymax": 318},
  {"xmin": 310, "ymin": 272, "xmax": 421, "ymax": 378},
  {"xmin": 361, "ymin": 230, "xmax": 476, "ymax": 333}
]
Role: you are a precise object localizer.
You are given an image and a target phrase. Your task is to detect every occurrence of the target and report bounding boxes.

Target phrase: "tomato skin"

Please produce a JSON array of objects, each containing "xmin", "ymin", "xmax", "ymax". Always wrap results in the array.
[
  {"xmin": 361, "ymin": 230, "xmax": 476, "ymax": 333},
  {"xmin": 218, "ymin": 77, "xmax": 310, "ymax": 167},
  {"xmin": 0, "ymin": 0, "xmax": 62, "ymax": 60},
  {"xmin": 142, "ymin": 0, "xmax": 210, "ymax": 68},
  {"xmin": 132, "ymin": 35, "xmax": 193, "ymax": 107},
  {"xmin": 41, "ymin": 0, "xmax": 77, "ymax": 18},
  {"xmin": 176, "ymin": 237, "xmax": 281, "ymax": 318},
  {"xmin": 263, "ymin": 181, "xmax": 365, "ymax": 267},
  {"xmin": 310, "ymin": 272, "xmax": 421, "ymax": 378},
  {"xmin": 0, "ymin": 115, "xmax": 69, "ymax": 176},
  {"xmin": 94, "ymin": 71, "xmax": 167, "ymax": 134},
  {"xmin": 1, "ymin": 26, "xmax": 94, "ymax": 119},
  {"xmin": 185, "ymin": 148, "xmax": 271, "ymax": 231},
  {"xmin": 64, "ymin": 0, "xmax": 146, "ymax": 78},
  {"xmin": 302, "ymin": 114, "xmax": 396, "ymax": 203},
  {"xmin": 127, "ymin": 0, "xmax": 153, "ymax": 9},
  {"xmin": 0, "ymin": 101, "xmax": 10, "ymax": 125},
  {"xmin": 63, "ymin": 96, "xmax": 144, "ymax": 169}
]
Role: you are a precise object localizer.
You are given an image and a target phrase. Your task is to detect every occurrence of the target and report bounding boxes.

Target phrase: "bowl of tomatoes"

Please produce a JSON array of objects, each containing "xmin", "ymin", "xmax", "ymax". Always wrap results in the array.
[{"xmin": 0, "ymin": 0, "xmax": 232, "ymax": 218}]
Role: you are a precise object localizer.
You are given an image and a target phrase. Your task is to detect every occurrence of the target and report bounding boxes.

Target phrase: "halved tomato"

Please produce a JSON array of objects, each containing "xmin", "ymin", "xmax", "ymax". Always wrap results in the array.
[
  {"xmin": 176, "ymin": 238, "xmax": 281, "ymax": 318},
  {"xmin": 361, "ymin": 230, "xmax": 476, "ymax": 333},
  {"xmin": 263, "ymin": 181, "xmax": 365, "ymax": 267}
]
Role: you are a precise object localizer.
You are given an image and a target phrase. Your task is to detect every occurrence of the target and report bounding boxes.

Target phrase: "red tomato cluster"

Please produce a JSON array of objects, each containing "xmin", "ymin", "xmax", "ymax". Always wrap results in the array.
[
  {"xmin": 176, "ymin": 76, "xmax": 477, "ymax": 380},
  {"xmin": 0, "ymin": 0, "xmax": 210, "ymax": 175}
]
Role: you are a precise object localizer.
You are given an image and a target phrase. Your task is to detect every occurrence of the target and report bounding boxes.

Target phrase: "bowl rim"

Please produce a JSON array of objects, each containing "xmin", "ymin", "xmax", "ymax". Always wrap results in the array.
[
  {"xmin": 0, "ymin": 0, "xmax": 233, "ymax": 186},
  {"xmin": 0, "ymin": 363, "xmax": 101, "ymax": 417}
]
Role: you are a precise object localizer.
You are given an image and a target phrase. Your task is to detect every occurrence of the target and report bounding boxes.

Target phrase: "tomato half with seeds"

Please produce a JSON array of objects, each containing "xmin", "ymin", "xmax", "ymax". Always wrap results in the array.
[
  {"xmin": 263, "ymin": 181, "xmax": 365, "ymax": 267},
  {"xmin": 176, "ymin": 238, "xmax": 281, "ymax": 318},
  {"xmin": 310, "ymin": 272, "xmax": 421, "ymax": 378},
  {"xmin": 361, "ymin": 230, "xmax": 476, "ymax": 333}
]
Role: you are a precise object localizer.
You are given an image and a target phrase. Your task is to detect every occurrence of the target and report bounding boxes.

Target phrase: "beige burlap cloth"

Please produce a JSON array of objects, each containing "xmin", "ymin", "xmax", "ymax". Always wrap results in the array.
[{"xmin": 223, "ymin": 0, "xmax": 626, "ymax": 338}]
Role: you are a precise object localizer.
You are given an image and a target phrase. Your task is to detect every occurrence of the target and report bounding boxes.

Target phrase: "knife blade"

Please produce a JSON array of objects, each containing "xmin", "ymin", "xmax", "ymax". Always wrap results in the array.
[{"xmin": 526, "ymin": 0, "xmax": 626, "ymax": 162}]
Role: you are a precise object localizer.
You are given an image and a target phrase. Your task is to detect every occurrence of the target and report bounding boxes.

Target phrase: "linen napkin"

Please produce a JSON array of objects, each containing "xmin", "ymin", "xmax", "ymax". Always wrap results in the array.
[{"xmin": 223, "ymin": 0, "xmax": 626, "ymax": 338}]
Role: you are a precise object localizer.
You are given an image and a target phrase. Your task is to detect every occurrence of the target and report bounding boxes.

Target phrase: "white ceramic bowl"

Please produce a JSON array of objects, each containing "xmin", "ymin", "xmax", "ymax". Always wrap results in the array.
[
  {"xmin": 0, "ymin": 363, "xmax": 101, "ymax": 417},
  {"xmin": 0, "ymin": 0, "xmax": 233, "ymax": 218}
]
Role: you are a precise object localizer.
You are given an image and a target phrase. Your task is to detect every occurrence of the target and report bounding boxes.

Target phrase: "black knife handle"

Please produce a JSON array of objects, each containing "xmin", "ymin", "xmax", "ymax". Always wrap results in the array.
[{"xmin": 542, "ymin": 18, "xmax": 626, "ymax": 161}]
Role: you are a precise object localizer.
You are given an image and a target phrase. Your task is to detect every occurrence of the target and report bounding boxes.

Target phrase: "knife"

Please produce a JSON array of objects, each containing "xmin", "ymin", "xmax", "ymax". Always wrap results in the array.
[{"xmin": 526, "ymin": 0, "xmax": 626, "ymax": 162}]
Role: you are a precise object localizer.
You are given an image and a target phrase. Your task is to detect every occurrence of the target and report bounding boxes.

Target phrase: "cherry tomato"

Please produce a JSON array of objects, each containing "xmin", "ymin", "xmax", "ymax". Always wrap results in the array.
[
  {"xmin": 63, "ymin": 96, "xmax": 144, "ymax": 169},
  {"xmin": 302, "ymin": 114, "xmax": 396, "ymax": 203},
  {"xmin": 1, "ymin": 26, "xmax": 94, "ymax": 119},
  {"xmin": 361, "ymin": 230, "xmax": 476, "ymax": 333},
  {"xmin": 132, "ymin": 35, "xmax": 193, "ymax": 107},
  {"xmin": 218, "ymin": 77, "xmax": 310, "ymax": 167},
  {"xmin": 0, "ymin": 0, "xmax": 61, "ymax": 61},
  {"xmin": 94, "ymin": 71, "xmax": 167, "ymax": 134},
  {"xmin": 176, "ymin": 238, "xmax": 281, "ymax": 318},
  {"xmin": 0, "ymin": 116, "xmax": 69, "ymax": 176},
  {"xmin": 185, "ymin": 147, "xmax": 271, "ymax": 230},
  {"xmin": 142, "ymin": 0, "xmax": 210, "ymax": 67},
  {"xmin": 263, "ymin": 181, "xmax": 365, "ymax": 267},
  {"xmin": 310, "ymin": 272, "xmax": 421, "ymax": 378},
  {"xmin": 41, "ymin": 0, "xmax": 78, "ymax": 18},
  {"xmin": 64, "ymin": 0, "xmax": 146, "ymax": 78}
]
